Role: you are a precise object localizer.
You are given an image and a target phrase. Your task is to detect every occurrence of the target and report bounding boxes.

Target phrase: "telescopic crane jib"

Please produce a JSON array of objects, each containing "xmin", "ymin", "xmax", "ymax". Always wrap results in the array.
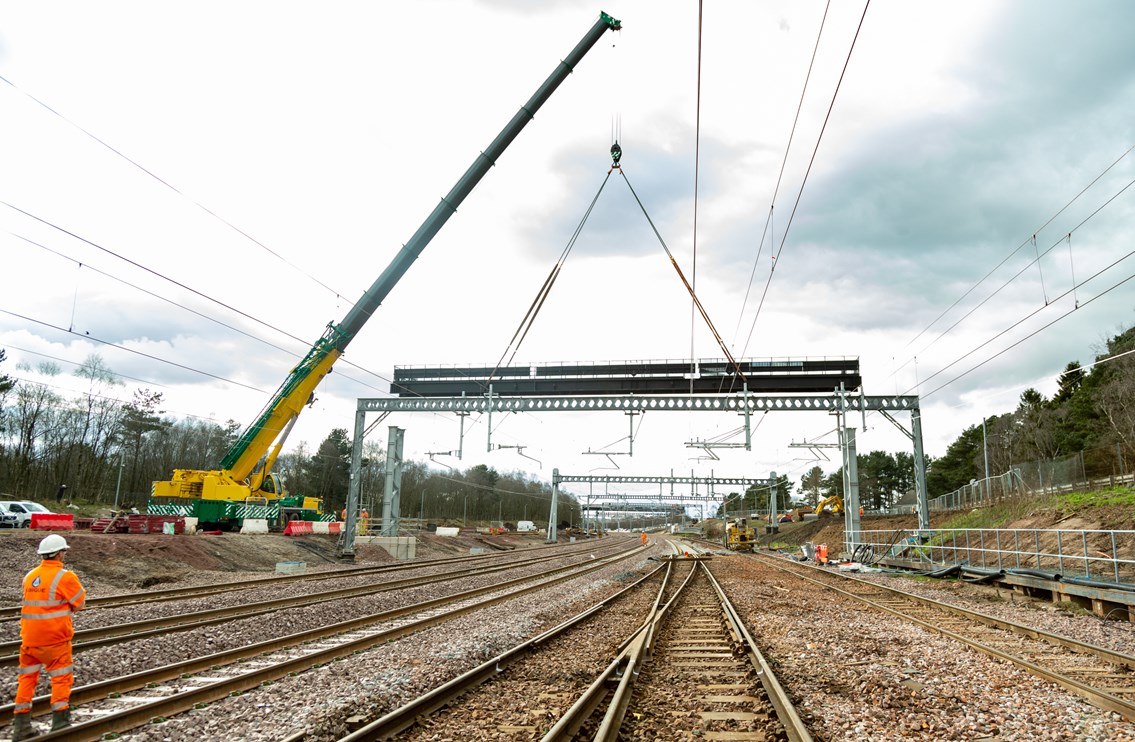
[{"xmin": 150, "ymin": 11, "xmax": 623, "ymax": 530}]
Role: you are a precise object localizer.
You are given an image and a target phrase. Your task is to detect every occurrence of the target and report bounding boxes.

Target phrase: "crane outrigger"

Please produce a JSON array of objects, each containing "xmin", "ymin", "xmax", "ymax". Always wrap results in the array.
[{"xmin": 151, "ymin": 11, "xmax": 622, "ymax": 530}]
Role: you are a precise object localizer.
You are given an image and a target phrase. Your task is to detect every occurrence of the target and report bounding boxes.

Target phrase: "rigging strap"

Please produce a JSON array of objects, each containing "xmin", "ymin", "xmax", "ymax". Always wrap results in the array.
[
  {"xmin": 487, "ymin": 170, "xmax": 614, "ymax": 384},
  {"xmin": 617, "ymin": 170, "xmax": 748, "ymax": 388}
]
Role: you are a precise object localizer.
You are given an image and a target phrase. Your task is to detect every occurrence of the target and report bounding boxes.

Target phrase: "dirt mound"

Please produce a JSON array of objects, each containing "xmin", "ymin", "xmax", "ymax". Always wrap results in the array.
[{"xmin": 0, "ymin": 529, "xmax": 357, "ymax": 599}]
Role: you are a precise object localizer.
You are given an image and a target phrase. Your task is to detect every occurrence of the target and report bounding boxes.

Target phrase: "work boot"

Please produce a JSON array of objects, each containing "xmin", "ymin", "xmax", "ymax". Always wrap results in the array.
[
  {"xmin": 51, "ymin": 708, "xmax": 71, "ymax": 731},
  {"xmin": 11, "ymin": 713, "xmax": 35, "ymax": 741}
]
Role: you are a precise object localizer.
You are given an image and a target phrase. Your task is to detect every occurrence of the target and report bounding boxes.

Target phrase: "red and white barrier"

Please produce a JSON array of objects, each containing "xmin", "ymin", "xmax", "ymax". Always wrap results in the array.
[
  {"xmin": 282, "ymin": 520, "xmax": 314, "ymax": 536},
  {"xmin": 31, "ymin": 513, "xmax": 74, "ymax": 531}
]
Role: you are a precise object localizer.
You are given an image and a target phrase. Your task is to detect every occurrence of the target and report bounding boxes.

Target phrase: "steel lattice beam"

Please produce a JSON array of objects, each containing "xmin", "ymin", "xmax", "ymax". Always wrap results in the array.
[
  {"xmin": 553, "ymin": 474, "xmax": 772, "ymax": 487},
  {"xmin": 358, "ymin": 393, "xmax": 919, "ymax": 413}
]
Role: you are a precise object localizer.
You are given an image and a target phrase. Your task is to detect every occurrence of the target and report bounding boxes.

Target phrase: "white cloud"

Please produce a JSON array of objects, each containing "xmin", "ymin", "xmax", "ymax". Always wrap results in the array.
[{"xmin": 2, "ymin": 0, "xmax": 1134, "ymax": 497}]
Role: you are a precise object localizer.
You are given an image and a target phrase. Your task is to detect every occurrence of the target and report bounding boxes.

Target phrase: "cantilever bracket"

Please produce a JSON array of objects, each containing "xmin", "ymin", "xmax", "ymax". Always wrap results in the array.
[{"xmin": 494, "ymin": 443, "xmax": 542, "ymax": 469}]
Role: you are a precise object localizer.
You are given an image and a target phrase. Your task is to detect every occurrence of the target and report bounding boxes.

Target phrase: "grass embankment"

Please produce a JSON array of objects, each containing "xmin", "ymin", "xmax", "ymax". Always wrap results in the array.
[{"xmin": 935, "ymin": 486, "xmax": 1135, "ymax": 531}]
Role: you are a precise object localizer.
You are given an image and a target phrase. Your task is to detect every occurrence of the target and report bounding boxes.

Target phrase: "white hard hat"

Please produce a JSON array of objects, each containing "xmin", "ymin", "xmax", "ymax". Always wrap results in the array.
[{"xmin": 37, "ymin": 534, "xmax": 70, "ymax": 555}]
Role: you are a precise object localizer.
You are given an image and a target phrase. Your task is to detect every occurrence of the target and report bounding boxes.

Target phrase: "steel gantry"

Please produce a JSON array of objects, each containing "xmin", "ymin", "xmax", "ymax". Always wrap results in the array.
[
  {"xmin": 552, "ymin": 472, "xmax": 776, "ymax": 540},
  {"xmin": 346, "ymin": 391, "xmax": 929, "ymax": 555}
]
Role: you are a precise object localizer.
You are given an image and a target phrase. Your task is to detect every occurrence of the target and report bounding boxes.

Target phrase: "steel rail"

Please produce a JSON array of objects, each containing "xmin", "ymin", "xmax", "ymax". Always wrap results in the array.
[
  {"xmin": 702, "ymin": 561, "xmax": 812, "ymax": 742},
  {"xmin": 0, "ymin": 538, "xmax": 578, "ymax": 619},
  {"xmin": 540, "ymin": 559, "xmax": 695, "ymax": 741},
  {"xmin": 0, "ymin": 540, "xmax": 632, "ymax": 665},
  {"xmin": 338, "ymin": 562, "xmax": 670, "ymax": 740},
  {"xmin": 591, "ymin": 559, "xmax": 700, "ymax": 741},
  {"xmin": 753, "ymin": 552, "xmax": 1135, "ymax": 722},
  {"xmin": 27, "ymin": 545, "xmax": 648, "ymax": 742},
  {"xmin": 544, "ymin": 559, "xmax": 811, "ymax": 741},
  {"xmin": 0, "ymin": 542, "xmax": 646, "ymax": 731}
]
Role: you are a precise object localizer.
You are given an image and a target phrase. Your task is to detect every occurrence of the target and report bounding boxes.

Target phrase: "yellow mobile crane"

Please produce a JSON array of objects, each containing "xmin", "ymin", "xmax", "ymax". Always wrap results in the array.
[{"xmin": 150, "ymin": 12, "xmax": 623, "ymax": 530}]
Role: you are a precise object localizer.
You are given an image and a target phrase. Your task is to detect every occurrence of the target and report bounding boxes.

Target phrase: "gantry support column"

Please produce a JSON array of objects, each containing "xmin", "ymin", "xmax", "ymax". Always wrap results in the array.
[
  {"xmin": 381, "ymin": 426, "xmax": 405, "ymax": 536},
  {"xmin": 341, "ymin": 408, "xmax": 367, "ymax": 559},
  {"xmin": 548, "ymin": 468, "xmax": 560, "ymax": 544},
  {"xmin": 842, "ymin": 425, "xmax": 861, "ymax": 552},
  {"xmin": 912, "ymin": 408, "xmax": 930, "ymax": 530}
]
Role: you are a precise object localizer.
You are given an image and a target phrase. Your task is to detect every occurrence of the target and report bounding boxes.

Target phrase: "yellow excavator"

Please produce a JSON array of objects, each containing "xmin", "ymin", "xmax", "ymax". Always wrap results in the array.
[
  {"xmin": 149, "ymin": 12, "xmax": 623, "ymax": 531},
  {"xmin": 815, "ymin": 495, "xmax": 844, "ymax": 516}
]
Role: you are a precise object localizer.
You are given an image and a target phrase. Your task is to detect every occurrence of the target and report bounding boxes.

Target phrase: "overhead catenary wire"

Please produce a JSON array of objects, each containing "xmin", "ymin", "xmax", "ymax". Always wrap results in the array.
[
  {"xmin": 1, "ymin": 203, "xmax": 430, "ymax": 400},
  {"xmin": 903, "ymin": 174, "xmax": 1135, "ymax": 396},
  {"xmin": 740, "ymin": 0, "xmax": 870, "ymax": 359},
  {"xmin": 900, "ymin": 142, "xmax": 1135, "ymax": 354},
  {"xmin": 915, "ymin": 241, "xmax": 1135, "ymax": 400},
  {"xmin": 733, "ymin": 0, "xmax": 832, "ymax": 350},
  {"xmin": 0, "ymin": 73, "xmax": 350, "ymax": 304}
]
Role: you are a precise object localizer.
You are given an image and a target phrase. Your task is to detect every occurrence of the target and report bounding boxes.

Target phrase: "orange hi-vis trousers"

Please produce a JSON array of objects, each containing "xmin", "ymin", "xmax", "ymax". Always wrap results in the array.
[{"xmin": 15, "ymin": 641, "xmax": 74, "ymax": 714}]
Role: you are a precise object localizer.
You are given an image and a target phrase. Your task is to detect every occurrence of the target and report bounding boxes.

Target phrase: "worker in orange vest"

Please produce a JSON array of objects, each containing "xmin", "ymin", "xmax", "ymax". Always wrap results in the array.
[
  {"xmin": 640, "ymin": 532, "xmax": 647, "ymax": 546},
  {"xmin": 360, "ymin": 509, "xmax": 369, "ymax": 533},
  {"xmin": 13, "ymin": 534, "xmax": 87, "ymax": 739}
]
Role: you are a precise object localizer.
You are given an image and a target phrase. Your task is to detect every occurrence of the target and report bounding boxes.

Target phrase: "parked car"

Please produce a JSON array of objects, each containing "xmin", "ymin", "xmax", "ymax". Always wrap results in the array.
[{"xmin": 0, "ymin": 501, "xmax": 55, "ymax": 528}]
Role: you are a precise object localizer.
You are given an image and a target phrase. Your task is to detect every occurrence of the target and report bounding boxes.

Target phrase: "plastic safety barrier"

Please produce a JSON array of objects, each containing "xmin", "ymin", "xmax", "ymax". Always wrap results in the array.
[
  {"xmin": 31, "ymin": 513, "xmax": 74, "ymax": 531},
  {"xmin": 240, "ymin": 518, "xmax": 269, "ymax": 534},
  {"xmin": 283, "ymin": 520, "xmax": 314, "ymax": 536}
]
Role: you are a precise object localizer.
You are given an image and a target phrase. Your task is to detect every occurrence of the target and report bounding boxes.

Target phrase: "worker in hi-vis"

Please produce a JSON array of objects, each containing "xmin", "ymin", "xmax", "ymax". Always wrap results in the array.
[{"xmin": 13, "ymin": 534, "xmax": 86, "ymax": 739}]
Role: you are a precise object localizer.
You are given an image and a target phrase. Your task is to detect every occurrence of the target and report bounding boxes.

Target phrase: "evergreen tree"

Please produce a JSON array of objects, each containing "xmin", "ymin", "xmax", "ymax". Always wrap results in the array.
[
  {"xmin": 799, "ymin": 466, "xmax": 824, "ymax": 507},
  {"xmin": 304, "ymin": 428, "xmax": 352, "ymax": 513}
]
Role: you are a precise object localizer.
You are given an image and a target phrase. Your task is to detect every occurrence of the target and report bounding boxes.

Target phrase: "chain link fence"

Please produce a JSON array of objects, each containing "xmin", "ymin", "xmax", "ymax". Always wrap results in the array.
[{"xmin": 923, "ymin": 444, "xmax": 1134, "ymax": 514}]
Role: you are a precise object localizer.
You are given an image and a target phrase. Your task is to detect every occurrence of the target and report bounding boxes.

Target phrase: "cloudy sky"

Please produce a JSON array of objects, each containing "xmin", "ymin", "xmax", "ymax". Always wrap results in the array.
[{"xmin": 2, "ymin": 1, "xmax": 1133, "ymax": 503}]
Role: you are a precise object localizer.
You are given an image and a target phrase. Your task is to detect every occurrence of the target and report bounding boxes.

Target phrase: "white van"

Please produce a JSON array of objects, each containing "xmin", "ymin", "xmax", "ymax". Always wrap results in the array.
[
  {"xmin": 0, "ymin": 501, "xmax": 54, "ymax": 528},
  {"xmin": 516, "ymin": 520, "xmax": 536, "ymax": 532}
]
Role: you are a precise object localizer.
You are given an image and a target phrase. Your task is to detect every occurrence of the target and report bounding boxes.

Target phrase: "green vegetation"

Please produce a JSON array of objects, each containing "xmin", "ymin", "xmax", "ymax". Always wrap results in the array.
[
  {"xmin": 1056, "ymin": 487, "xmax": 1135, "ymax": 510},
  {"xmin": 936, "ymin": 497, "xmax": 1051, "ymax": 530}
]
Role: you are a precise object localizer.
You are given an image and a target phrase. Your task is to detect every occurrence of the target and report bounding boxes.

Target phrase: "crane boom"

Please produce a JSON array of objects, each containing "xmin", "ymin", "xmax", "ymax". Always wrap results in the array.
[{"xmin": 152, "ymin": 11, "xmax": 622, "ymax": 526}]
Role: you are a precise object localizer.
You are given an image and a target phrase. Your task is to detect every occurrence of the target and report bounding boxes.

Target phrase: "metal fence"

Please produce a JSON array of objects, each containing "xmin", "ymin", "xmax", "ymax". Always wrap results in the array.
[
  {"xmin": 881, "ymin": 444, "xmax": 1135, "ymax": 515},
  {"xmin": 852, "ymin": 527, "xmax": 1135, "ymax": 583}
]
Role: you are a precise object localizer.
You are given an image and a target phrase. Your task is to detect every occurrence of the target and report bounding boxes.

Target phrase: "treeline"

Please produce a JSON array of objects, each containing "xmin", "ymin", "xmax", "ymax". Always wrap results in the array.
[
  {"xmin": 4, "ymin": 323, "xmax": 1133, "ymax": 513},
  {"xmin": 0, "ymin": 351, "xmax": 573, "ymax": 523},
  {"xmin": 927, "ymin": 325, "xmax": 1135, "ymax": 495},
  {"xmin": 796, "ymin": 452, "xmax": 917, "ymax": 511},
  {"xmin": 272, "ymin": 426, "xmax": 573, "ymax": 524},
  {"xmin": 790, "ymin": 324, "xmax": 1135, "ymax": 507}
]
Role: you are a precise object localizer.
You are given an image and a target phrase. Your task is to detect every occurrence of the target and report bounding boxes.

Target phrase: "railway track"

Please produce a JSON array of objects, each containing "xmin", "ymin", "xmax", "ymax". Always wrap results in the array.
[
  {"xmin": 0, "ymin": 538, "xmax": 581, "ymax": 621},
  {"xmin": 348, "ymin": 556, "xmax": 809, "ymax": 741},
  {"xmin": 0, "ymin": 541, "xmax": 646, "ymax": 740},
  {"xmin": 0, "ymin": 540, "xmax": 632, "ymax": 666},
  {"xmin": 752, "ymin": 551, "xmax": 1135, "ymax": 723}
]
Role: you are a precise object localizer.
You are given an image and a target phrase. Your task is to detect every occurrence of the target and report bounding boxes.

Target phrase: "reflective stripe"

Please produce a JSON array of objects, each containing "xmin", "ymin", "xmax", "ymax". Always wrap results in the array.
[
  {"xmin": 47, "ymin": 665, "xmax": 73, "ymax": 677},
  {"xmin": 22, "ymin": 599, "xmax": 67, "ymax": 607},
  {"xmin": 21, "ymin": 609, "xmax": 71, "ymax": 620},
  {"xmin": 51, "ymin": 701, "xmax": 69, "ymax": 710},
  {"xmin": 72, "ymin": 587, "xmax": 86, "ymax": 607},
  {"xmin": 14, "ymin": 703, "xmax": 32, "ymax": 711},
  {"xmin": 47, "ymin": 568, "xmax": 68, "ymax": 601},
  {"xmin": 17, "ymin": 664, "xmax": 43, "ymax": 675}
]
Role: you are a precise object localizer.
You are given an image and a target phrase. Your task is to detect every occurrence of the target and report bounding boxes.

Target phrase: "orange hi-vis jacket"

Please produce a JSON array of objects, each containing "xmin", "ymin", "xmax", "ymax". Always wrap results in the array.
[{"xmin": 20, "ymin": 560, "xmax": 86, "ymax": 647}]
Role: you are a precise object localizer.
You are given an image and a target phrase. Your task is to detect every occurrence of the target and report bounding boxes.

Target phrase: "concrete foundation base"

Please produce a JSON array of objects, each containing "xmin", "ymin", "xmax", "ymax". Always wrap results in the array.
[{"xmin": 357, "ymin": 535, "xmax": 417, "ymax": 559}]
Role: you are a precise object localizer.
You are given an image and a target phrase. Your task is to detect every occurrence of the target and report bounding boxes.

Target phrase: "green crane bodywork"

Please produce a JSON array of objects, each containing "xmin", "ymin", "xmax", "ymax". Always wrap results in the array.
[{"xmin": 151, "ymin": 11, "xmax": 622, "ymax": 530}]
